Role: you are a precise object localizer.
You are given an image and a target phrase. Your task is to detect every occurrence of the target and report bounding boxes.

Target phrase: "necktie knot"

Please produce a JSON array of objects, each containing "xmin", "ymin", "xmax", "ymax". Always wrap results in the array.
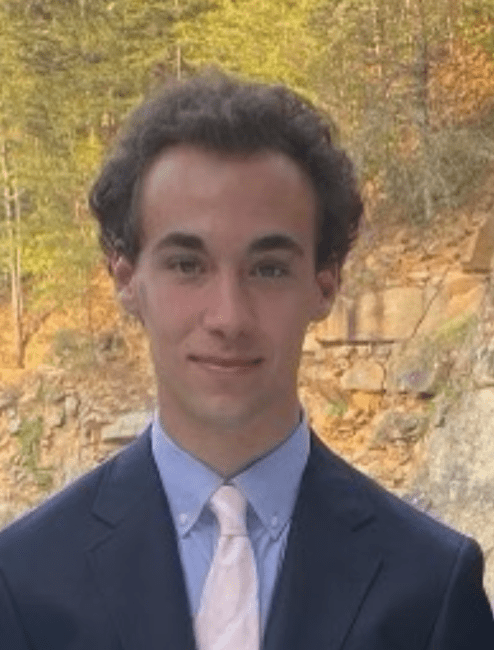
[{"xmin": 210, "ymin": 485, "xmax": 248, "ymax": 536}]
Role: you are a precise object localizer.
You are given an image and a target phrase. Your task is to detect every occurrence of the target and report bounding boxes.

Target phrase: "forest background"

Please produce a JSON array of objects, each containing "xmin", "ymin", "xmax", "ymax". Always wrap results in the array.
[{"xmin": 1, "ymin": 0, "xmax": 494, "ymax": 368}]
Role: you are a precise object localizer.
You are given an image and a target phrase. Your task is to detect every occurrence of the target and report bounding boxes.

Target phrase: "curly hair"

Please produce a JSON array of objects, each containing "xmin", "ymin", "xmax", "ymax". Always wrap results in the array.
[{"xmin": 89, "ymin": 70, "xmax": 363, "ymax": 275}]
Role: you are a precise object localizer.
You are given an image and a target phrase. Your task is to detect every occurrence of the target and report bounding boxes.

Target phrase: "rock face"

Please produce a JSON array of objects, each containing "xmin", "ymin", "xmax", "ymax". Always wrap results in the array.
[
  {"xmin": 463, "ymin": 213, "xmax": 494, "ymax": 272},
  {"xmin": 386, "ymin": 336, "xmax": 452, "ymax": 395},
  {"xmin": 340, "ymin": 360, "xmax": 385, "ymax": 392},
  {"xmin": 101, "ymin": 410, "xmax": 153, "ymax": 443},
  {"xmin": 357, "ymin": 287, "xmax": 424, "ymax": 340},
  {"xmin": 411, "ymin": 282, "xmax": 494, "ymax": 599},
  {"xmin": 415, "ymin": 388, "xmax": 494, "ymax": 597},
  {"xmin": 371, "ymin": 410, "xmax": 429, "ymax": 446},
  {"xmin": 314, "ymin": 272, "xmax": 486, "ymax": 344}
]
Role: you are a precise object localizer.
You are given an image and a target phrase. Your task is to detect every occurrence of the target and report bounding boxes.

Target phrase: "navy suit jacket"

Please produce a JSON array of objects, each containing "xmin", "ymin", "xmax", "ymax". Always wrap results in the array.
[{"xmin": 0, "ymin": 426, "xmax": 493, "ymax": 649}]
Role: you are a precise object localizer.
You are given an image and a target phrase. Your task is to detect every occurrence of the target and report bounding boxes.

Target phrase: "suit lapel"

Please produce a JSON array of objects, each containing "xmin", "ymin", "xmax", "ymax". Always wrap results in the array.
[
  {"xmin": 263, "ymin": 433, "xmax": 383, "ymax": 650},
  {"xmin": 86, "ymin": 428, "xmax": 197, "ymax": 650}
]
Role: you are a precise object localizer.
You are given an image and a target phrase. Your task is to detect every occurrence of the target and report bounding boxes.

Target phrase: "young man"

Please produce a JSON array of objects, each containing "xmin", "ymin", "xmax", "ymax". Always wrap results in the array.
[{"xmin": 0, "ymin": 72, "xmax": 493, "ymax": 650}]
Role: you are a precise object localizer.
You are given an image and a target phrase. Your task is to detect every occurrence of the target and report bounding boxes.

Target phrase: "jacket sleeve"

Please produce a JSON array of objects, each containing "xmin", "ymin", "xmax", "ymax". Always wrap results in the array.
[
  {"xmin": 0, "ymin": 568, "xmax": 32, "ymax": 649},
  {"xmin": 427, "ymin": 537, "xmax": 494, "ymax": 649}
]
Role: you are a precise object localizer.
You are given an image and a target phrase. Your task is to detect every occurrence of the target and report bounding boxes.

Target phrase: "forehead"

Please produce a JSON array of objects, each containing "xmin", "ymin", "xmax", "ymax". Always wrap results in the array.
[{"xmin": 139, "ymin": 145, "xmax": 318, "ymax": 253}]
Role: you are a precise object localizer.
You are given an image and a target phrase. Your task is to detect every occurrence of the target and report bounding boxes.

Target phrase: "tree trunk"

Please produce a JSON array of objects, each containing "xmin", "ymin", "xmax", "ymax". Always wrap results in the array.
[
  {"xmin": 414, "ymin": 0, "xmax": 434, "ymax": 222},
  {"xmin": 371, "ymin": 0, "xmax": 384, "ymax": 80},
  {"xmin": 447, "ymin": 0, "xmax": 459, "ymax": 53},
  {"xmin": 177, "ymin": 44, "xmax": 182, "ymax": 80},
  {"xmin": 1, "ymin": 140, "xmax": 24, "ymax": 367},
  {"xmin": 12, "ymin": 179, "xmax": 23, "ymax": 367},
  {"xmin": 175, "ymin": 0, "xmax": 182, "ymax": 79}
]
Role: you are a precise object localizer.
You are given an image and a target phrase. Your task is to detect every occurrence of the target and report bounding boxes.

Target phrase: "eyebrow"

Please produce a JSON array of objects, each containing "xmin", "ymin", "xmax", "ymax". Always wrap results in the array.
[{"xmin": 154, "ymin": 232, "xmax": 305, "ymax": 257}]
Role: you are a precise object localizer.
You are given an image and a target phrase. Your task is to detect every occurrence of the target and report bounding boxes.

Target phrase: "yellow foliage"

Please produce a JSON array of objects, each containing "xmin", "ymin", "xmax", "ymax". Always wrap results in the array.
[
  {"xmin": 73, "ymin": 130, "xmax": 104, "ymax": 176},
  {"xmin": 430, "ymin": 39, "xmax": 494, "ymax": 125},
  {"xmin": 86, "ymin": 264, "xmax": 121, "ymax": 333},
  {"xmin": 174, "ymin": 0, "xmax": 322, "ymax": 102}
]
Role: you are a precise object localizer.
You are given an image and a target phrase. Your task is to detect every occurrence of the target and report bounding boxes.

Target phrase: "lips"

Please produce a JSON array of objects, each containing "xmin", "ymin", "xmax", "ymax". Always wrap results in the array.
[{"xmin": 190, "ymin": 356, "xmax": 263, "ymax": 367}]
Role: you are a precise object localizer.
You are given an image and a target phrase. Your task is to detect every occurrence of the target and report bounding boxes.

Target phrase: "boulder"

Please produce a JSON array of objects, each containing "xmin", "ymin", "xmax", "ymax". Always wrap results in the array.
[
  {"xmin": 64, "ymin": 394, "xmax": 79, "ymax": 419},
  {"xmin": 313, "ymin": 295, "xmax": 352, "ymax": 341},
  {"xmin": 351, "ymin": 391, "xmax": 381, "ymax": 413},
  {"xmin": 371, "ymin": 411, "xmax": 429, "ymax": 447},
  {"xmin": 340, "ymin": 360, "xmax": 385, "ymax": 392},
  {"xmin": 0, "ymin": 389, "xmax": 18, "ymax": 412},
  {"xmin": 45, "ymin": 406, "xmax": 65, "ymax": 429},
  {"xmin": 386, "ymin": 342, "xmax": 451, "ymax": 396},
  {"xmin": 101, "ymin": 410, "xmax": 152, "ymax": 443},
  {"xmin": 356, "ymin": 287, "xmax": 423, "ymax": 340},
  {"xmin": 418, "ymin": 273, "xmax": 485, "ymax": 336}
]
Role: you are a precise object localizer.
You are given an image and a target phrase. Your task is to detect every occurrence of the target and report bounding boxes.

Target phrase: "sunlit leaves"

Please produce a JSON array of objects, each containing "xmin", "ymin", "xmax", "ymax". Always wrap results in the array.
[{"xmin": 175, "ymin": 0, "xmax": 322, "ymax": 99}]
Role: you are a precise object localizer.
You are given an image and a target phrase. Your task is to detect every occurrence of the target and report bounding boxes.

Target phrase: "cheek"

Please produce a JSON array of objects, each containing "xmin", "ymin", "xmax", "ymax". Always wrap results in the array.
[
  {"xmin": 147, "ymin": 286, "xmax": 200, "ymax": 340},
  {"xmin": 261, "ymin": 300, "xmax": 309, "ymax": 355},
  {"xmin": 136, "ymin": 280, "xmax": 168, "ymax": 332}
]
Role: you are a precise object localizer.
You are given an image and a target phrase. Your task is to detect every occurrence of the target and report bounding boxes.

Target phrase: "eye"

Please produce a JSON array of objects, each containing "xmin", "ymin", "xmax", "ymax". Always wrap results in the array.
[
  {"xmin": 162, "ymin": 257, "xmax": 291, "ymax": 280},
  {"xmin": 164, "ymin": 257, "xmax": 205, "ymax": 276},
  {"xmin": 252, "ymin": 262, "xmax": 290, "ymax": 279}
]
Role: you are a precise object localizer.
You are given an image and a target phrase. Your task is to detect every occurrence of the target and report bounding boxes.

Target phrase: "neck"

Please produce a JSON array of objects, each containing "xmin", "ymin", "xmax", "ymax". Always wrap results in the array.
[{"xmin": 157, "ymin": 399, "xmax": 302, "ymax": 477}]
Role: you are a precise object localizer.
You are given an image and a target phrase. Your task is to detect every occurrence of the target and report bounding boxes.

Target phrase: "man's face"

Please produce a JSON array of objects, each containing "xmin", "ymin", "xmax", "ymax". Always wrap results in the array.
[{"xmin": 115, "ymin": 145, "xmax": 334, "ymax": 433}]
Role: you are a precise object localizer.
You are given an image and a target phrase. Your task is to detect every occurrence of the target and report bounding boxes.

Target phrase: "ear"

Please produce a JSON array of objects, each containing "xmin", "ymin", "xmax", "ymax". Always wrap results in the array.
[
  {"xmin": 310, "ymin": 267, "xmax": 337, "ymax": 322},
  {"xmin": 110, "ymin": 253, "xmax": 140, "ymax": 317}
]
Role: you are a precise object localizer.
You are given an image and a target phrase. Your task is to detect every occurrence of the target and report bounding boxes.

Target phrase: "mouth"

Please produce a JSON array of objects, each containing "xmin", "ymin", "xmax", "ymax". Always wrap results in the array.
[{"xmin": 189, "ymin": 356, "xmax": 264, "ymax": 372}]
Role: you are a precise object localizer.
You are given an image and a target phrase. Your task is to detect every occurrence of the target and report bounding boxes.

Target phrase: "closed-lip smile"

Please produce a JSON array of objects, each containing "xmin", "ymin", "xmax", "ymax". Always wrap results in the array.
[{"xmin": 190, "ymin": 356, "xmax": 263, "ymax": 367}]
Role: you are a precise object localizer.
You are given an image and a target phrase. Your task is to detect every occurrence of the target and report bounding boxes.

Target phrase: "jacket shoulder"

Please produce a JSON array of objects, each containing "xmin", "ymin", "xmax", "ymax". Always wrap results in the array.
[
  {"xmin": 0, "ymin": 428, "xmax": 153, "ymax": 558},
  {"xmin": 310, "ymin": 433, "xmax": 473, "ymax": 556}
]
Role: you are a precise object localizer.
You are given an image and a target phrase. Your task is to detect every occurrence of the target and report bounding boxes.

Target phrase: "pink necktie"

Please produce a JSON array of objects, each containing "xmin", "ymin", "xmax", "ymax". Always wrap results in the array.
[{"xmin": 195, "ymin": 485, "xmax": 260, "ymax": 650}]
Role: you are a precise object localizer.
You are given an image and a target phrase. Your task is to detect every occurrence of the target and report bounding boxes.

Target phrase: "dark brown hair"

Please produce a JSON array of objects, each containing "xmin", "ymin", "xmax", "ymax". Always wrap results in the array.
[{"xmin": 89, "ymin": 70, "xmax": 363, "ymax": 275}]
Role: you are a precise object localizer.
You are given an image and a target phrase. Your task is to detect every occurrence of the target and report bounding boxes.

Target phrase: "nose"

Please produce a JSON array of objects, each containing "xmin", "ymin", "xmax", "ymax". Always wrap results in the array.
[{"xmin": 202, "ymin": 270, "xmax": 256, "ymax": 339}]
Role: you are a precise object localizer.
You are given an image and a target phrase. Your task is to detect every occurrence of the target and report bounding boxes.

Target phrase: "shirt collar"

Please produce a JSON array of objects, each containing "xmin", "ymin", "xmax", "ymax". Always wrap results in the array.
[
  {"xmin": 151, "ymin": 408, "xmax": 310, "ymax": 540},
  {"xmin": 232, "ymin": 409, "xmax": 310, "ymax": 539},
  {"xmin": 151, "ymin": 414, "xmax": 222, "ymax": 537}
]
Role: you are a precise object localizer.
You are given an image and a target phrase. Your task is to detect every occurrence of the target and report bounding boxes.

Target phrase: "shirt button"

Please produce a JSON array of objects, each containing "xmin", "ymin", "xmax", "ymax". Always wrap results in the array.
[
  {"xmin": 271, "ymin": 515, "xmax": 278, "ymax": 528},
  {"xmin": 179, "ymin": 512, "xmax": 188, "ymax": 525}
]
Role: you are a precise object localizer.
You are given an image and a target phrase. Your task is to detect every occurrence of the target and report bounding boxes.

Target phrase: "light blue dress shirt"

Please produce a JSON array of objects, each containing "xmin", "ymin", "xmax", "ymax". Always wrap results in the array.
[{"xmin": 150, "ymin": 407, "xmax": 310, "ymax": 633}]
